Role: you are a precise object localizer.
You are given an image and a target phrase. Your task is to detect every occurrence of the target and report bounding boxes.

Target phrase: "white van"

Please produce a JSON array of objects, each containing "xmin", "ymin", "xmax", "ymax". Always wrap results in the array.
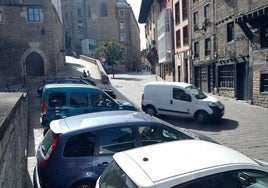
[{"xmin": 141, "ymin": 82, "xmax": 224, "ymax": 123}]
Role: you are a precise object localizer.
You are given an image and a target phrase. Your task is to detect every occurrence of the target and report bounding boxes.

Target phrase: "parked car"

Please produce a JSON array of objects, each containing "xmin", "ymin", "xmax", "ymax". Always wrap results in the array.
[
  {"xmin": 96, "ymin": 140, "xmax": 268, "ymax": 188},
  {"xmin": 40, "ymin": 84, "xmax": 134, "ymax": 128},
  {"xmin": 142, "ymin": 81, "xmax": 224, "ymax": 123},
  {"xmin": 34, "ymin": 111, "xmax": 217, "ymax": 188},
  {"xmin": 37, "ymin": 77, "xmax": 117, "ymax": 99}
]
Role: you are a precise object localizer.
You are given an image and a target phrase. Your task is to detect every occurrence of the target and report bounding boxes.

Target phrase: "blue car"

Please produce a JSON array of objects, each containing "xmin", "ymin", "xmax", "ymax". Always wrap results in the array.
[
  {"xmin": 34, "ymin": 110, "xmax": 217, "ymax": 188},
  {"xmin": 40, "ymin": 84, "xmax": 135, "ymax": 128}
]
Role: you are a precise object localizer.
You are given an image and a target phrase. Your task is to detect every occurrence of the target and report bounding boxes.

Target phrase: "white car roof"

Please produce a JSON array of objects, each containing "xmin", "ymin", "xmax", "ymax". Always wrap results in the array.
[
  {"xmin": 113, "ymin": 140, "xmax": 259, "ymax": 187},
  {"xmin": 145, "ymin": 81, "xmax": 192, "ymax": 88}
]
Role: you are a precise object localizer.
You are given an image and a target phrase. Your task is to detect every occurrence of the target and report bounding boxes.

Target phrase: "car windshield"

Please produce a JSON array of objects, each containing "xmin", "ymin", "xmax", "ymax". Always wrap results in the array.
[
  {"xmin": 185, "ymin": 85, "xmax": 207, "ymax": 99},
  {"xmin": 99, "ymin": 160, "xmax": 138, "ymax": 188}
]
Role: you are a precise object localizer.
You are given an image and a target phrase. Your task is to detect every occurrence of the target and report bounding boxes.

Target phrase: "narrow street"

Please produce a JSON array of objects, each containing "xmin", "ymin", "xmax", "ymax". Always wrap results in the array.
[{"xmin": 26, "ymin": 57, "xmax": 268, "ymax": 187}]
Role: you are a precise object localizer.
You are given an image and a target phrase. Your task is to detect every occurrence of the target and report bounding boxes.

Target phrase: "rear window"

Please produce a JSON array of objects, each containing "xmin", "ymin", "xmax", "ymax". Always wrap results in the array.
[
  {"xmin": 41, "ymin": 130, "xmax": 60, "ymax": 156},
  {"xmin": 63, "ymin": 132, "xmax": 96, "ymax": 157},
  {"xmin": 48, "ymin": 92, "xmax": 66, "ymax": 107}
]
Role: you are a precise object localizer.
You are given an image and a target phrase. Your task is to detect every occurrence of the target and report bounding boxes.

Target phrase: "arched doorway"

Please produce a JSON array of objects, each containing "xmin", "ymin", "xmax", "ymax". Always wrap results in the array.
[{"xmin": 25, "ymin": 52, "xmax": 44, "ymax": 76}]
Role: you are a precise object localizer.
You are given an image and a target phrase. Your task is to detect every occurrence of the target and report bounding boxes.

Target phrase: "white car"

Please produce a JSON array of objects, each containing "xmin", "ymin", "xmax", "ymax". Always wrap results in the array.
[{"xmin": 96, "ymin": 140, "xmax": 268, "ymax": 188}]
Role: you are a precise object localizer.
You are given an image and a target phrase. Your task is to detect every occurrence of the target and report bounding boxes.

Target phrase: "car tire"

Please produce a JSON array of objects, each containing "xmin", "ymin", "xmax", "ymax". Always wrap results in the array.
[
  {"xmin": 195, "ymin": 111, "xmax": 209, "ymax": 124},
  {"xmin": 145, "ymin": 105, "xmax": 157, "ymax": 116},
  {"xmin": 70, "ymin": 181, "xmax": 94, "ymax": 188}
]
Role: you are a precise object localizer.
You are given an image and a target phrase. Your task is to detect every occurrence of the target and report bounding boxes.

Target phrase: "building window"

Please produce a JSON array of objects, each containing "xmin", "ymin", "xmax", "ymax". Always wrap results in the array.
[
  {"xmin": 176, "ymin": 30, "xmax": 181, "ymax": 48},
  {"xmin": 120, "ymin": 33, "xmax": 126, "ymax": 42},
  {"xmin": 78, "ymin": 21, "xmax": 82, "ymax": 28},
  {"xmin": 194, "ymin": 41, "xmax": 199, "ymax": 58},
  {"xmin": 119, "ymin": 10, "xmax": 124, "ymax": 17},
  {"xmin": 227, "ymin": 22, "xmax": 234, "ymax": 42},
  {"xmin": 77, "ymin": 8, "xmax": 81, "ymax": 16},
  {"xmin": 201, "ymin": 67, "xmax": 207, "ymax": 82},
  {"xmin": 193, "ymin": 0, "xmax": 198, "ymax": 3},
  {"xmin": 28, "ymin": 7, "xmax": 40, "ymax": 22},
  {"xmin": 183, "ymin": 26, "xmax": 188, "ymax": 45},
  {"xmin": 120, "ymin": 21, "xmax": 125, "ymax": 29},
  {"xmin": 0, "ymin": 12, "xmax": 2, "ymax": 23},
  {"xmin": 175, "ymin": 2, "xmax": 180, "ymax": 25},
  {"xmin": 218, "ymin": 65, "xmax": 234, "ymax": 88},
  {"xmin": 260, "ymin": 26, "xmax": 268, "ymax": 48},
  {"xmin": 88, "ymin": 5, "xmax": 91, "ymax": 18},
  {"xmin": 100, "ymin": 3, "xmax": 107, "ymax": 17},
  {"xmin": 193, "ymin": 11, "xmax": 198, "ymax": 31},
  {"xmin": 78, "ymin": 33, "xmax": 82, "ymax": 40},
  {"xmin": 205, "ymin": 38, "xmax": 211, "ymax": 56},
  {"xmin": 204, "ymin": 4, "xmax": 210, "ymax": 20},
  {"xmin": 182, "ymin": 0, "xmax": 188, "ymax": 20},
  {"xmin": 260, "ymin": 73, "xmax": 268, "ymax": 92}
]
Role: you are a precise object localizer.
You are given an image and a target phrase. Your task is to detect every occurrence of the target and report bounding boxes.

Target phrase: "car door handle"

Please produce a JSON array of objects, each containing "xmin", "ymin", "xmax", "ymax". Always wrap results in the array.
[
  {"xmin": 170, "ymin": 100, "xmax": 173, "ymax": 104},
  {"xmin": 97, "ymin": 162, "xmax": 109, "ymax": 167}
]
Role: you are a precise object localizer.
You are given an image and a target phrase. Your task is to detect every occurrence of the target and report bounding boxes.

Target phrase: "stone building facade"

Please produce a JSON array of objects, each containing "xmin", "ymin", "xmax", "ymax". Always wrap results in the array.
[
  {"xmin": 189, "ymin": 0, "xmax": 216, "ymax": 93},
  {"xmin": 139, "ymin": 0, "xmax": 174, "ymax": 80},
  {"xmin": 139, "ymin": 0, "xmax": 268, "ymax": 108},
  {"xmin": 0, "ymin": 0, "xmax": 65, "ymax": 86},
  {"xmin": 63, "ymin": 0, "xmax": 140, "ymax": 71}
]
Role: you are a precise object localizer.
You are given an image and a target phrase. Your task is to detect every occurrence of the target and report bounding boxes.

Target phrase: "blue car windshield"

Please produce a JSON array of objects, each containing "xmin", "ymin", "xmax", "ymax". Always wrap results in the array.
[{"xmin": 185, "ymin": 85, "xmax": 207, "ymax": 99}]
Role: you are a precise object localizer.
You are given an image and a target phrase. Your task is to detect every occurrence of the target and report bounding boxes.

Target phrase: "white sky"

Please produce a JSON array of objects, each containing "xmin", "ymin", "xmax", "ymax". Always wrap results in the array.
[{"xmin": 126, "ymin": 0, "xmax": 146, "ymax": 49}]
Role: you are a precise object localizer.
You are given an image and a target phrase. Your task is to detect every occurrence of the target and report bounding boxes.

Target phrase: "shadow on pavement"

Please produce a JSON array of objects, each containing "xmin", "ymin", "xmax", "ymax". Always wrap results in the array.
[
  {"xmin": 110, "ymin": 77, "xmax": 143, "ymax": 81},
  {"xmin": 160, "ymin": 115, "xmax": 239, "ymax": 132}
]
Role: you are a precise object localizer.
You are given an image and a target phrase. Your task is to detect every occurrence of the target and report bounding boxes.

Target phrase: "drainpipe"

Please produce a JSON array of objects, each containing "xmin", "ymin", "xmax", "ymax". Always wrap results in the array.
[{"xmin": 248, "ymin": 40, "xmax": 253, "ymax": 104}]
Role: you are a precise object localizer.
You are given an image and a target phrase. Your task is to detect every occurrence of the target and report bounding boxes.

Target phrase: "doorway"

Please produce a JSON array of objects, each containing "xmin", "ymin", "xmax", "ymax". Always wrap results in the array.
[{"xmin": 25, "ymin": 52, "xmax": 44, "ymax": 76}]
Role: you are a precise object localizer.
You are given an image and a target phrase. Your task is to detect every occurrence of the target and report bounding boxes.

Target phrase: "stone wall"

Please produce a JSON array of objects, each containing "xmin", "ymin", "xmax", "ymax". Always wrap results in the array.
[{"xmin": 0, "ymin": 93, "xmax": 28, "ymax": 188}]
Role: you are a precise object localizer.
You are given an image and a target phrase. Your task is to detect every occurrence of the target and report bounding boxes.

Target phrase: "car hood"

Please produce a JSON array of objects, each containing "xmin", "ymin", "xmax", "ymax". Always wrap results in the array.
[
  {"xmin": 201, "ymin": 95, "xmax": 219, "ymax": 103},
  {"xmin": 115, "ymin": 99, "xmax": 136, "ymax": 110}
]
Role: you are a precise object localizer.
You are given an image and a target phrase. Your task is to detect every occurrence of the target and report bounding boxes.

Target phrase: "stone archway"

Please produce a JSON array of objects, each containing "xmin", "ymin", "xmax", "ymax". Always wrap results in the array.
[{"xmin": 25, "ymin": 52, "xmax": 44, "ymax": 76}]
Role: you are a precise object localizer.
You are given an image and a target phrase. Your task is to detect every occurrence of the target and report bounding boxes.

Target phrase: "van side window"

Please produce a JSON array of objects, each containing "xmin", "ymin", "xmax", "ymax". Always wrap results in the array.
[
  {"xmin": 70, "ymin": 92, "xmax": 88, "ymax": 107},
  {"xmin": 91, "ymin": 92, "xmax": 111, "ymax": 107},
  {"xmin": 48, "ymin": 92, "xmax": 66, "ymax": 107},
  {"xmin": 173, "ymin": 88, "xmax": 191, "ymax": 101}
]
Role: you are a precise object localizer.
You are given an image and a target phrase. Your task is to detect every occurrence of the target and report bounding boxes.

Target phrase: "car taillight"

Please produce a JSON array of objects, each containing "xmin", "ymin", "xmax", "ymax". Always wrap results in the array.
[
  {"xmin": 40, "ymin": 134, "xmax": 62, "ymax": 168},
  {"xmin": 142, "ymin": 93, "xmax": 144, "ymax": 101},
  {"xmin": 42, "ymin": 100, "xmax": 47, "ymax": 115}
]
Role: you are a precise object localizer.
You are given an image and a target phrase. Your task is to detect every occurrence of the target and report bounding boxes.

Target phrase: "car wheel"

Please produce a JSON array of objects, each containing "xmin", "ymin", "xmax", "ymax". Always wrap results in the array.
[
  {"xmin": 195, "ymin": 111, "xmax": 209, "ymax": 124},
  {"xmin": 145, "ymin": 105, "xmax": 156, "ymax": 116},
  {"xmin": 70, "ymin": 181, "xmax": 94, "ymax": 188}
]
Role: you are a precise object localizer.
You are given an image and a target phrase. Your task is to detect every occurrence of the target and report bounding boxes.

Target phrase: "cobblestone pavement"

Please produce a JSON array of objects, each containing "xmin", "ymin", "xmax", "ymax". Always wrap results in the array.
[
  {"xmin": 26, "ymin": 57, "xmax": 268, "ymax": 187},
  {"xmin": 109, "ymin": 72, "xmax": 268, "ymax": 162}
]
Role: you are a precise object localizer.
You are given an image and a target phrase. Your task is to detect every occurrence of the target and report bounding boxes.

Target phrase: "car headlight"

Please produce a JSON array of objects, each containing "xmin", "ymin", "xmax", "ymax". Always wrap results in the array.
[{"xmin": 207, "ymin": 101, "xmax": 217, "ymax": 107}]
